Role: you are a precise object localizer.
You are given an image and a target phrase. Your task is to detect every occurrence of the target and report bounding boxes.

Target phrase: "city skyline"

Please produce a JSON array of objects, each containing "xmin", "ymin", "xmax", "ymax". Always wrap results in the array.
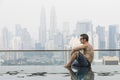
[
  {"xmin": 0, "ymin": 19, "xmax": 120, "ymax": 61},
  {"xmin": 0, "ymin": 22, "xmax": 119, "ymax": 49},
  {"xmin": 0, "ymin": 0, "xmax": 120, "ymax": 40}
]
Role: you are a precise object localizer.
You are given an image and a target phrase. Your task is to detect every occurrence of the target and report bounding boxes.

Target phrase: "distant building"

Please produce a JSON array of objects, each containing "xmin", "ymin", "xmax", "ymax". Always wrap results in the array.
[
  {"xmin": 108, "ymin": 25, "xmax": 119, "ymax": 56},
  {"xmin": 49, "ymin": 6, "xmax": 57, "ymax": 40},
  {"xmin": 15, "ymin": 25, "xmax": 33, "ymax": 49},
  {"xmin": 116, "ymin": 34, "xmax": 120, "ymax": 59},
  {"xmin": 39, "ymin": 7, "xmax": 47, "ymax": 49},
  {"xmin": 74, "ymin": 21, "xmax": 93, "ymax": 45},
  {"xmin": 15, "ymin": 24, "xmax": 23, "ymax": 36},
  {"xmin": 35, "ymin": 42, "xmax": 44, "ymax": 50},
  {"xmin": 2, "ymin": 27, "xmax": 12, "ymax": 61},
  {"xmin": 96, "ymin": 25, "xmax": 106, "ymax": 59},
  {"xmin": 69, "ymin": 36, "xmax": 80, "ymax": 48},
  {"xmin": 54, "ymin": 32, "xmax": 64, "ymax": 50},
  {"xmin": 93, "ymin": 33, "xmax": 99, "ymax": 60},
  {"xmin": 2, "ymin": 27, "xmax": 9, "ymax": 49},
  {"xmin": 45, "ymin": 40, "xmax": 55, "ymax": 50},
  {"xmin": 62, "ymin": 22, "xmax": 70, "ymax": 45},
  {"xmin": 96, "ymin": 25, "xmax": 106, "ymax": 49},
  {"xmin": 9, "ymin": 37, "xmax": 23, "ymax": 60},
  {"xmin": 21, "ymin": 28, "xmax": 33, "ymax": 49}
]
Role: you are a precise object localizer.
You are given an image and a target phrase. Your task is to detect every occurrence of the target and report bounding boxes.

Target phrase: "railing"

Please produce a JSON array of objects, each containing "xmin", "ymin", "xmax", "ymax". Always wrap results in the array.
[
  {"xmin": 0, "ymin": 49, "xmax": 120, "ymax": 52},
  {"xmin": 0, "ymin": 49, "xmax": 119, "ymax": 66}
]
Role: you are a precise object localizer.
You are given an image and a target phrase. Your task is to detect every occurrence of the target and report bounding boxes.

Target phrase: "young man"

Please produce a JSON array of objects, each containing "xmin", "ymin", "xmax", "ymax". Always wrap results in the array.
[{"xmin": 64, "ymin": 34, "xmax": 94, "ymax": 68}]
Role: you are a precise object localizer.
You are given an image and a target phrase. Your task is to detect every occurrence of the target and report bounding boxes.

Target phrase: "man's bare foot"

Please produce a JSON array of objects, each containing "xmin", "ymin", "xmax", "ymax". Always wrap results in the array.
[{"xmin": 64, "ymin": 64, "xmax": 71, "ymax": 68}]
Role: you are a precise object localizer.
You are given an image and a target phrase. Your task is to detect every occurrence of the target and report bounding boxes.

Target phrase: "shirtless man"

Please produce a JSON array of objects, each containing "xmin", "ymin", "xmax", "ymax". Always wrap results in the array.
[{"xmin": 64, "ymin": 34, "xmax": 94, "ymax": 68}]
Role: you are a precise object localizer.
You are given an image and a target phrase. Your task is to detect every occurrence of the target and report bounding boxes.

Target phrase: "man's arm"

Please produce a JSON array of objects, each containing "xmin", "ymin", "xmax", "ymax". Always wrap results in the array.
[
  {"xmin": 73, "ymin": 44, "xmax": 87, "ymax": 51},
  {"xmin": 70, "ymin": 44, "xmax": 87, "ymax": 55}
]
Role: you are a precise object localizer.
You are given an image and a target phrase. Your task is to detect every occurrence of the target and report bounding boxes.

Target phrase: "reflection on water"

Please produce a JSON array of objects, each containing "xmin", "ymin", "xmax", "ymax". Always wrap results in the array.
[{"xmin": 66, "ymin": 67, "xmax": 94, "ymax": 80}]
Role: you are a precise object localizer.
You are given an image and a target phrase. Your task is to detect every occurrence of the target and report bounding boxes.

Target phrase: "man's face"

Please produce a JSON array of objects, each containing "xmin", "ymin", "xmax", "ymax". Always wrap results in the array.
[{"xmin": 80, "ymin": 36, "xmax": 84, "ymax": 44}]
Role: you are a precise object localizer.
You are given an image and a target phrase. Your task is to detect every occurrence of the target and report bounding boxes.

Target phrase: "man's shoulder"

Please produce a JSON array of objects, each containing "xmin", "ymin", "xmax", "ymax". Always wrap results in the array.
[
  {"xmin": 84, "ymin": 43, "xmax": 90, "ymax": 46},
  {"xmin": 86, "ymin": 43, "xmax": 93, "ymax": 48}
]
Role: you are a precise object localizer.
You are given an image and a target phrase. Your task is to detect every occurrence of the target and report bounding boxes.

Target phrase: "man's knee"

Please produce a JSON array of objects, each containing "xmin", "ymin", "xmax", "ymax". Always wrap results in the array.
[{"xmin": 71, "ymin": 51, "xmax": 78, "ymax": 56}]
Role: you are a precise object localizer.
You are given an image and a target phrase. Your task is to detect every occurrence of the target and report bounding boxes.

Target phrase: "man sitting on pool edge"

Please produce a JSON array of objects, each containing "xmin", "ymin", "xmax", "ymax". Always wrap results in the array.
[{"xmin": 64, "ymin": 34, "xmax": 94, "ymax": 68}]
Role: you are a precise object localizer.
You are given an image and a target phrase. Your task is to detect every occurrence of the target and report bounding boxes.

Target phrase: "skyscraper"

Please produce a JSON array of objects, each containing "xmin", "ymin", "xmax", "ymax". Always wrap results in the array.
[
  {"xmin": 22, "ymin": 28, "xmax": 33, "ymax": 49},
  {"xmin": 96, "ymin": 25, "xmax": 106, "ymax": 59},
  {"xmin": 2, "ymin": 27, "xmax": 9, "ymax": 49},
  {"xmin": 96, "ymin": 25, "xmax": 105, "ymax": 49},
  {"xmin": 75, "ymin": 21, "xmax": 93, "ymax": 45},
  {"xmin": 62, "ymin": 22, "xmax": 70, "ymax": 45},
  {"xmin": 15, "ymin": 25, "xmax": 32, "ymax": 49},
  {"xmin": 116, "ymin": 34, "xmax": 120, "ymax": 58},
  {"xmin": 39, "ymin": 7, "xmax": 47, "ymax": 49},
  {"xmin": 2, "ymin": 27, "xmax": 12, "ymax": 61},
  {"xmin": 54, "ymin": 32, "xmax": 64, "ymax": 50},
  {"xmin": 15, "ymin": 24, "xmax": 23, "ymax": 37},
  {"xmin": 93, "ymin": 33, "xmax": 99, "ymax": 60},
  {"xmin": 49, "ymin": 6, "xmax": 56, "ymax": 40},
  {"xmin": 108, "ymin": 25, "xmax": 119, "ymax": 56},
  {"xmin": 75, "ymin": 21, "xmax": 93, "ymax": 35},
  {"xmin": 10, "ymin": 37, "xmax": 23, "ymax": 60}
]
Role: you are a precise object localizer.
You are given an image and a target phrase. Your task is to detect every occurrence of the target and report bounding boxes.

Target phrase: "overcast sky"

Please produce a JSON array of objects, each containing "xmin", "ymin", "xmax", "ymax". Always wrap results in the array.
[{"xmin": 0, "ymin": 0, "xmax": 120, "ymax": 40}]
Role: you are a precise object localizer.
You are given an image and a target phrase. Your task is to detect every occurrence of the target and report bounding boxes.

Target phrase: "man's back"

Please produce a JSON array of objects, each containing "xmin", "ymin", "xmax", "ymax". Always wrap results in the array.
[{"xmin": 83, "ymin": 43, "xmax": 94, "ymax": 63}]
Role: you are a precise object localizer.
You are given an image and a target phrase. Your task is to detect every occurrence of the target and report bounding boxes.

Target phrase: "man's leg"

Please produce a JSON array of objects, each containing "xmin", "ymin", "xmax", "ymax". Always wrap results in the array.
[
  {"xmin": 64, "ymin": 51, "xmax": 78, "ymax": 68},
  {"xmin": 72, "ymin": 52, "xmax": 90, "ymax": 67}
]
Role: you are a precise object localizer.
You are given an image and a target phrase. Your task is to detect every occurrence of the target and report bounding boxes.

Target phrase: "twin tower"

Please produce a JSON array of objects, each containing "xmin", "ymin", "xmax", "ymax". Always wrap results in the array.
[{"xmin": 39, "ymin": 6, "xmax": 57, "ymax": 49}]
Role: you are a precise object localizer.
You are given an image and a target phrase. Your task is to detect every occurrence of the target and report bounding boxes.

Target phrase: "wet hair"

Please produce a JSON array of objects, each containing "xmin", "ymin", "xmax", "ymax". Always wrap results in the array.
[{"xmin": 80, "ymin": 34, "xmax": 89, "ymax": 41}]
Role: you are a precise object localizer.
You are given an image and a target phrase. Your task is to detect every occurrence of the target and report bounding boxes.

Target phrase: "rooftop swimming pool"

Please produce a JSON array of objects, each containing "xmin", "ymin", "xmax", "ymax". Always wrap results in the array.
[{"xmin": 0, "ymin": 65, "xmax": 120, "ymax": 80}]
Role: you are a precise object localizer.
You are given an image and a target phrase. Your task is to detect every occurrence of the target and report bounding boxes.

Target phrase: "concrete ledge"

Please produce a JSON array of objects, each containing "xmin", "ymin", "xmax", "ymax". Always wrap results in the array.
[{"xmin": 103, "ymin": 56, "xmax": 119, "ymax": 65}]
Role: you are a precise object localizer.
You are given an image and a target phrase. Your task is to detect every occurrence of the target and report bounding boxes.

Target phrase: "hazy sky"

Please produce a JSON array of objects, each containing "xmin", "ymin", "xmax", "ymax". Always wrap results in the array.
[{"xmin": 0, "ymin": 0, "xmax": 120, "ymax": 40}]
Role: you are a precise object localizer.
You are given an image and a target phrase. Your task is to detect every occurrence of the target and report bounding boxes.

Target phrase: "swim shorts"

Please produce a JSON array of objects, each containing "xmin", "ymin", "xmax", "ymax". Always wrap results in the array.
[{"xmin": 72, "ymin": 52, "xmax": 91, "ymax": 67}]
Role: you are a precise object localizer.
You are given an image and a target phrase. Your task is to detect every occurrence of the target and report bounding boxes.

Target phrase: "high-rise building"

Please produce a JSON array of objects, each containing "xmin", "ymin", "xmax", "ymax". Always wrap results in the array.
[
  {"xmin": 15, "ymin": 24, "xmax": 23, "ymax": 37},
  {"xmin": 49, "ymin": 6, "xmax": 56, "ymax": 40},
  {"xmin": 96, "ymin": 25, "xmax": 106, "ymax": 59},
  {"xmin": 39, "ymin": 7, "xmax": 47, "ymax": 49},
  {"xmin": 108, "ymin": 25, "xmax": 119, "ymax": 56},
  {"xmin": 45, "ymin": 40, "xmax": 54, "ymax": 50},
  {"xmin": 2, "ymin": 27, "xmax": 12, "ymax": 61},
  {"xmin": 75, "ymin": 21, "xmax": 93, "ymax": 36},
  {"xmin": 54, "ymin": 32, "xmax": 64, "ymax": 50},
  {"xmin": 75, "ymin": 21, "xmax": 93, "ymax": 45},
  {"xmin": 2, "ymin": 27, "xmax": 9, "ymax": 49},
  {"xmin": 116, "ymin": 34, "xmax": 120, "ymax": 58},
  {"xmin": 62, "ymin": 22, "xmax": 70, "ymax": 45},
  {"xmin": 15, "ymin": 25, "xmax": 32, "ymax": 49},
  {"xmin": 9, "ymin": 37, "xmax": 23, "ymax": 60},
  {"xmin": 22, "ymin": 28, "xmax": 33, "ymax": 49},
  {"xmin": 93, "ymin": 33, "xmax": 99, "ymax": 60},
  {"xmin": 53, "ymin": 32, "xmax": 64, "ymax": 59},
  {"xmin": 96, "ymin": 25, "xmax": 106, "ymax": 49}
]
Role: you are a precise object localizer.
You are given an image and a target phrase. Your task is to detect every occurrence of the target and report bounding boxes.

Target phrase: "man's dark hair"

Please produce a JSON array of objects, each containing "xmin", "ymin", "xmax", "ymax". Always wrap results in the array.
[{"xmin": 80, "ymin": 34, "xmax": 89, "ymax": 41}]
